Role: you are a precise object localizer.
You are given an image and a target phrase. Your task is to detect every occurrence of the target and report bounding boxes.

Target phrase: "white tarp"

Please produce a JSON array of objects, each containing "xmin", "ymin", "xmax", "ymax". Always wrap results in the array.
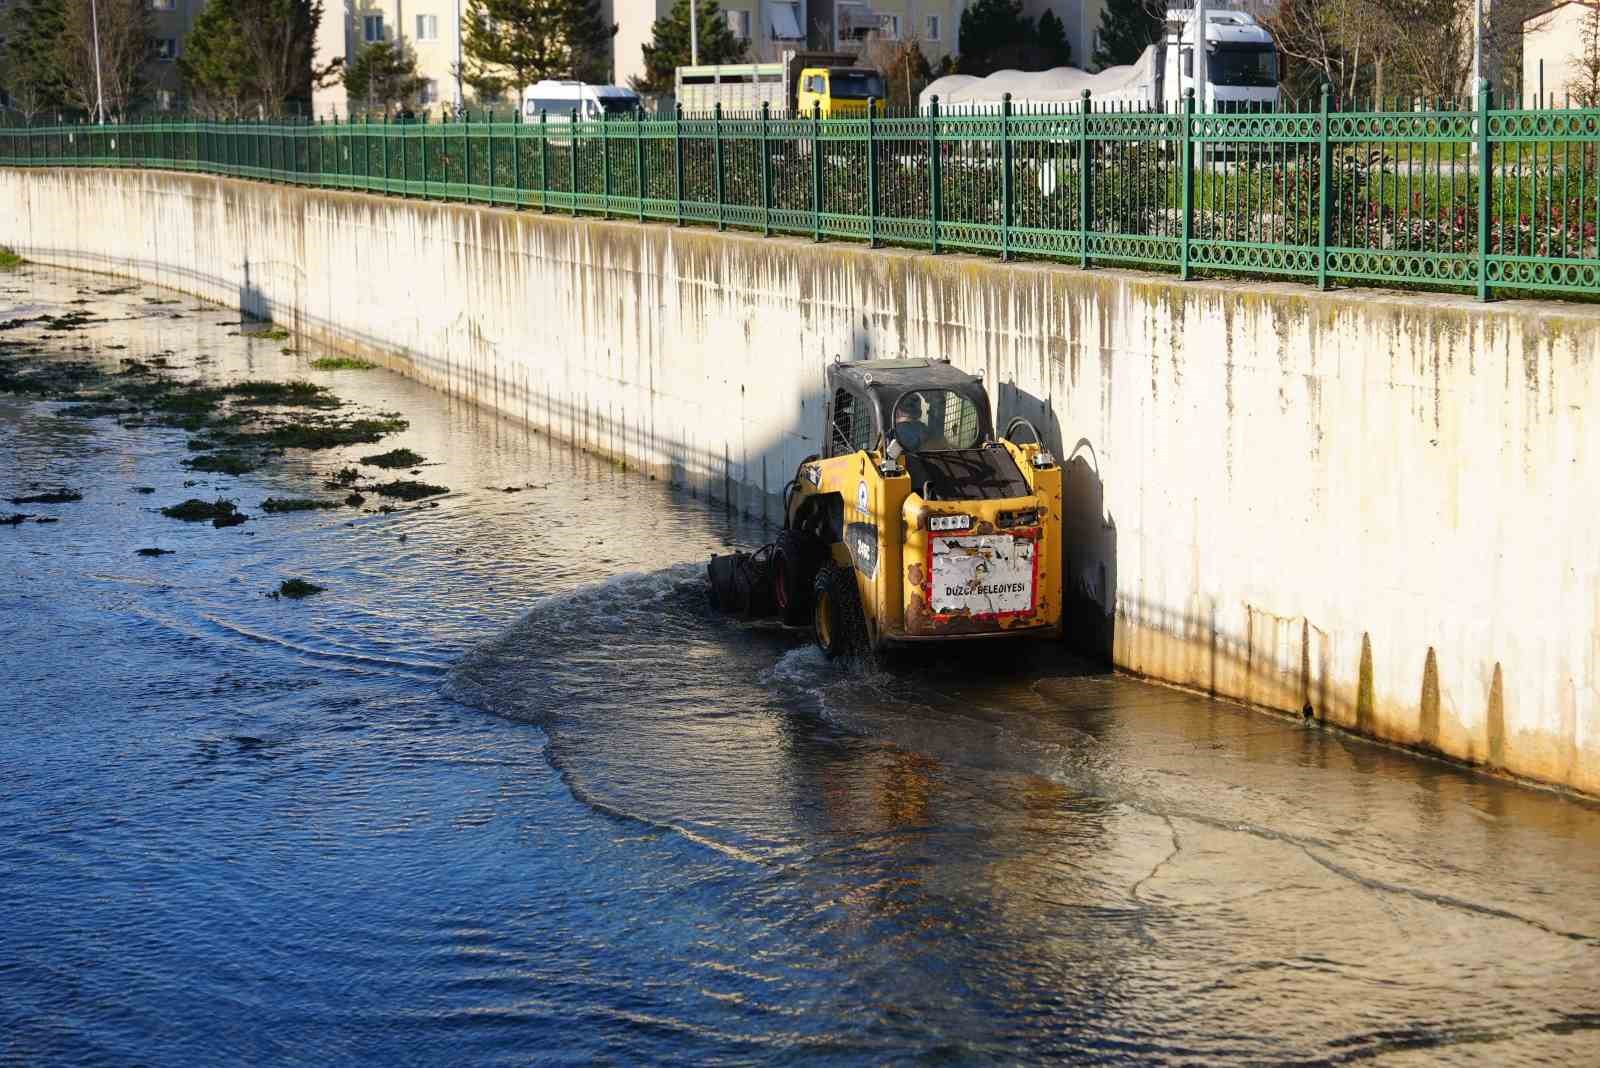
[
  {"xmin": 918, "ymin": 47, "xmax": 1160, "ymax": 112},
  {"xmin": 930, "ymin": 534, "xmax": 1036, "ymax": 616}
]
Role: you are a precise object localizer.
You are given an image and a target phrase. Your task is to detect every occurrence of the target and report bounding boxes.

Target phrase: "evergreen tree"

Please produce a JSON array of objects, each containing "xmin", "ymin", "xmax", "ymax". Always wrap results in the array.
[
  {"xmin": 1093, "ymin": 0, "xmax": 1161, "ymax": 69},
  {"xmin": 342, "ymin": 40, "xmax": 427, "ymax": 112},
  {"xmin": 631, "ymin": 0, "xmax": 746, "ymax": 95},
  {"xmin": 461, "ymin": 0, "xmax": 617, "ymax": 94},
  {"xmin": 956, "ymin": 0, "xmax": 1040, "ymax": 76},
  {"xmin": 0, "ymin": 0, "xmax": 70, "ymax": 121},
  {"xmin": 179, "ymin": 0, "xmax": 256, "ymax": 116},
  {"xmin": 1036, "ymin": 9, "xmax": 1072, "ymax": 68}
]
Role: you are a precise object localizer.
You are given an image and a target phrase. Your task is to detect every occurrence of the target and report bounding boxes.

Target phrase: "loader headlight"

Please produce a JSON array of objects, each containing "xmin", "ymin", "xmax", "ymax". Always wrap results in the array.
[
  {"xmin": 928, "ymin": 513, "xmax": 972, "ymax": 532},
  {"xmin": 1031, "ymin": 451, "xmax": 1056, "ymax": 469}
]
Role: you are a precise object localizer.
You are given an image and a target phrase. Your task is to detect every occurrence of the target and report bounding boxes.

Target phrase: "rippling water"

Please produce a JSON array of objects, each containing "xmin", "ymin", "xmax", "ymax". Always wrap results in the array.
[{"xmin": 4, "ymin": 267, "xmax": 1600, "ymax": 1066}]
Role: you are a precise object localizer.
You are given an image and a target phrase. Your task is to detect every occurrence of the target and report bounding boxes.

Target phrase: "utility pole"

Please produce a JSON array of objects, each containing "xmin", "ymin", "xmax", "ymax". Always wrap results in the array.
[
  {"xmin": 690, "ymin": 0, "xmax": 700, "ymax": 66},
  {"xmin": 1472, "ymin": 0, "xmax": 1483, "ymax": 98},
  {"xmin": 89, "ymin": 0, "xmax": 106, "ymax": 123},
  {"xmin": 455, "ymin": 0, "xmax": 465, "ymax": 112},
  {"xmin": 1194, "ymin": 0, "xmax": 1206, "ymax": 111}
]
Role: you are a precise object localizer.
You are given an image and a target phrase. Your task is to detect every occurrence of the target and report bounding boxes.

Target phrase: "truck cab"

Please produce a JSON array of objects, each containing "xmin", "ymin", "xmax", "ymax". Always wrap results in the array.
[
  {"xmin": 795, "ymin": 67, "xmax": 889, "ymax": 117},
  {"xmin": 780, "ymin": 359, "xmax": 1063, "ymax": 653}
]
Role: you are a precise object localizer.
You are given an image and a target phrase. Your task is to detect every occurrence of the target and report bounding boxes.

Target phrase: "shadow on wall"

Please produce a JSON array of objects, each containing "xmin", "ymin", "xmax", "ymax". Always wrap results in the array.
[
  {"xmin": 239, "ymin": 258, "xmax": 266, "ymax": 322},
  {"xmin": 997, "ymin": 382, "xmax": 1118, "ymax": 666}
]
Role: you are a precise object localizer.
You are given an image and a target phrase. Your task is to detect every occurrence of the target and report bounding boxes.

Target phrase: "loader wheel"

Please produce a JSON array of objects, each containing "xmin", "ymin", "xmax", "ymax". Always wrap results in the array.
[
  {"xmin": 772, "ymin": 529, "xmax": 823, "ymax": 626},
  {"xmin": 812, "ymin": 564, "xmax": 867, "ymax": 659}
]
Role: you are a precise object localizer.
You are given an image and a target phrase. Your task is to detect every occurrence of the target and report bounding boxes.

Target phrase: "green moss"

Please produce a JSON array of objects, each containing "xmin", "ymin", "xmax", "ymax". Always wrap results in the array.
[
  {"xmin": 0, "ymin": 247, "xmax": 24, "ymax": 270},
  {"xmin": 258, "ymin": 415, "xmax": 407, "ymax": 450},
  {"xmin": 360, "ymin": 447, "xmax": 424, "ymax": 469},
  {"xmin": 274, "ymin": 578, "xmax": 326, "ymax": 599},
  {"xmin": 310, "ymin": 356, "xmax": 377, "ymax": 371},
  {"xmin": 261, "ymin": 497, "xmax": 342, "ymax": 513},
  {"xmin": 371, "ymin": 480, "xmax": 448, "ymax": 501},
  {"xmin": 252, "ymin": 326, "xmax": 292, "ymax": 341},
  {"xmin": 223, "ymin": 380, "xmax": 338, "ymax": 408},
  {"xmin": 184, "ymin": 451, "xmax": 259, "ymax": 476},
  {"xmin": 7, "ymin": 489, "xmax": 81, "ymax": 504},
  {"xmin": 160, "ymin": 497, "xmax": 241, "ymax": 523}
]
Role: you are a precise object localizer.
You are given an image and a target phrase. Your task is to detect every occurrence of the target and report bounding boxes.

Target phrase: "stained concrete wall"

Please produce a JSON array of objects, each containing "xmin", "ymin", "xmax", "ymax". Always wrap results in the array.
[{"xmin": 4, "ymin": 167, "xmax": 1598, "ymax": 796}]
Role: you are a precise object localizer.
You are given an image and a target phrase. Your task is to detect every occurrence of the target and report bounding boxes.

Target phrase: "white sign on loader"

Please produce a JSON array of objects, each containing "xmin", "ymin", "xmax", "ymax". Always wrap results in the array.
[{"xmin": 930, "ymin": 535, "xmax": 1035, "ymax": 616}]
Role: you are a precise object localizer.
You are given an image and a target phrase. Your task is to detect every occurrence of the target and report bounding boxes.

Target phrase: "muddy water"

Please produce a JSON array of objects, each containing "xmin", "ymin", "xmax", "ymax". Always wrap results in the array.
[{"xmin": 3, "ymin": 266, "xmax": 1599, "ymax": 1066}]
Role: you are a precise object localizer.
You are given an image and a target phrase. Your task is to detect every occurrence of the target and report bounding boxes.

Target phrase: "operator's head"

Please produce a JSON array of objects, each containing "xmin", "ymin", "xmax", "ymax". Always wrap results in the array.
[{"xmin": 895, "ymin": 394, "xmax": 923, "ymax": 424}]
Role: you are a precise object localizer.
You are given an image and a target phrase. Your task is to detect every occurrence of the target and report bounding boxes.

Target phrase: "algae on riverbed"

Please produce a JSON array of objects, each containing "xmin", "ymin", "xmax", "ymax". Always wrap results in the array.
[{"xmin": 361, "ymin": 448, "xmax": 425, "ymax": 469}]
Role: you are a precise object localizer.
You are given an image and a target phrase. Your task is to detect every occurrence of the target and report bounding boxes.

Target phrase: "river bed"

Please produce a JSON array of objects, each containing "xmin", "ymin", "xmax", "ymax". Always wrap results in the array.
[{"xmin": 3, "ymin": 265, "xmax": 1599, "ymax": 1066}]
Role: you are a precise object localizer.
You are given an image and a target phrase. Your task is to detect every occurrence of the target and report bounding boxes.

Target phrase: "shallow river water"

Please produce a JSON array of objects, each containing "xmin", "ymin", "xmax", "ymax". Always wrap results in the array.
[{"xmin": 3, "ymin": 267, "xmax": 1600, "ymax": 1066}]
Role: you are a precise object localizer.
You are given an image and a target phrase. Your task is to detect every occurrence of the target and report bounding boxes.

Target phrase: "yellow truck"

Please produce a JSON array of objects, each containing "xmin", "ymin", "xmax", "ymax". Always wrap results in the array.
[
  {"xmin": 675, "ymin": 51, "xmax": 887, "ymax": 116},
  {"xmin": 709, "ymin": 358, "xmax": 1064, "ymax": 655}
]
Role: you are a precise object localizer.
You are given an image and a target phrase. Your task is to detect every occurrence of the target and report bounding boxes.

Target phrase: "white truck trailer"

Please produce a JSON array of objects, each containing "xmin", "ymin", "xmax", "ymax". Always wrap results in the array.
[{"xmin": 918, "ymin": 8, "xmax": 1278, "ymax": 113}]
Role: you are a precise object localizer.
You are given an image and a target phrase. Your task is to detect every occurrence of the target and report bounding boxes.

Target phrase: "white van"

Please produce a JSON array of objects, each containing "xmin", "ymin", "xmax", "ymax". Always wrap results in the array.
[{"xmin": 521, "ymin": 80, "xmax": 643, "ymax": 121}]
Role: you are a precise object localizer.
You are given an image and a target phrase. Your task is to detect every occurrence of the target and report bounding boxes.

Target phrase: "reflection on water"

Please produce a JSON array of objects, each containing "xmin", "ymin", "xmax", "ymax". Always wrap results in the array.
[{"xmin": 3, "ymin": 267, "xmax": 1600, "ymax": 1065}]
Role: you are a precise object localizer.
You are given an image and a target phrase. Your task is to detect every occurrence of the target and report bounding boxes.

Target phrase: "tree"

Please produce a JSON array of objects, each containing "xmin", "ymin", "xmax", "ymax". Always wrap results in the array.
[
  {"xmin": 863, "ymin": 37, "xmax": 932, "ymax": 110},
  {"xmin": 179, "ymin": 0, "xmax": 256, "ymax": 117},
  {"xmin": 461, "ymin": 0, "xmax": 618, "ymax": 95},
  {"xmin": 1037, "ymin": 9, "xmax": 1072, "ymax": 68},
  {"xmin": 0, "ymin": 0, "xmax": 70, "ymax": 121},
  {"xmin": 233, "ymin": 0, "xmax": 341, "ymax": 116},
  {"xmin": 57, "ymin": 0, "xmax": 149, "ymax": 119},
  {"xmin": 957, "ymin": 0, "xmax": 1053, "ymax": 76},
  {"xmin": 631, "ymin": 0, "xmax": 747, "ymax": 94},
  {"xmin": 1572, "ymin": 3, "xmax": 1600, "ymax": 107},
  {"xmin": 342, "ymin": 40, "xmax": 427, "ymax": 112},
  {"xmin": 1092, "ymin": 0, "xmax": 1159, "ymax": 69}
]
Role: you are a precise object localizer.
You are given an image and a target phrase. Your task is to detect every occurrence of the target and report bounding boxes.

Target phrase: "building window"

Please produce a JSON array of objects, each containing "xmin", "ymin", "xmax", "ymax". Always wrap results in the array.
[
  {"xmin": 416, "ymin": 13, "xmax": 437, "ymax": 40},
  {"xmin": 156, "ymin": 88, "xmax": 175, "ymax": 110},
  {"xmin": 880, "ymin": 13, "xmax": 899, "ymax": 38},
  {"xmin": 363, "ymin": 14, "xmax": 384, "ymax": 42},
  {"xmin": 767, "ymin": 0, "xmax": 802, "ymax": 39},
  {"xmin": 925, "ymin": 14, "xmax": 939, "ymax": 40},
  {"xmin": 726, "ymin": 8, "xmax": 750, "ymax": 39},
  {"xmin": 155, "ymin": 37, "xmax": 177, "ymax": 61},
  {"xmin": 420, "ymin": 79, "xmax": 438, "ymax": 104},
  {"xmin": 149, "ymin": 0, "xmax": 175, "ymax": 9}
]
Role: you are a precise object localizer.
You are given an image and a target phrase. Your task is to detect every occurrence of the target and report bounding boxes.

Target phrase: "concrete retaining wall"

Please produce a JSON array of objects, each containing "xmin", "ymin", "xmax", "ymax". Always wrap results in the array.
[{"xmin": 5, "ymin": 167, "xmax": 1598, "ymax": 795}]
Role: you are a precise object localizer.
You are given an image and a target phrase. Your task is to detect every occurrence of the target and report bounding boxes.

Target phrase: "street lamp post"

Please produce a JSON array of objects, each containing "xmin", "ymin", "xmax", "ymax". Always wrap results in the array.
[
  {"xmin": 89, "ymin": 0, "xmax": 106, "ymax": 123},
  {"xmin": 689, "ymin": 0, "xmax": 699, "ymax": 66}
]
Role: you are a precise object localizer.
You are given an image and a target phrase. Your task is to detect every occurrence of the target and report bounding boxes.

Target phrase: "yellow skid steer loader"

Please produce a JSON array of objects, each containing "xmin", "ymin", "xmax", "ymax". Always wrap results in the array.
[{"xmin": 710, "ymin": 358, "xmax": 1064, "ymax": 656}]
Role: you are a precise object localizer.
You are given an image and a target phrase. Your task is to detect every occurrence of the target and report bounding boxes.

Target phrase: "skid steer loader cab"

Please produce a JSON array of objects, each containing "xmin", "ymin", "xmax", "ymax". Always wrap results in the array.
[{"xmin": 779, "ymin": 358, "xmax": 1064, "ymax": 655}]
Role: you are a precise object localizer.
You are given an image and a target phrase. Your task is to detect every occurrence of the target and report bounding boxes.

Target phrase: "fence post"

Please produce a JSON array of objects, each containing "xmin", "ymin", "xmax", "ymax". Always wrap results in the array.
[
  {"xmin": 1000, "ymin": 93, "xmax": 1013, "ymax": 261},
  {"xmin": 636, "ymin": 106, "xmax": 646, "ymax": 222},
  {"xmin": 1181, "ymin": 88, "xmax": 1195, "ymax": 281},
  {"xmin": 1477, "ymin": 78, "xmax": 1492, "ymax": 302},
  {"xmin": 1079, "ymin": 90, "xmax": 1091, "ymax": 269},
  {"xmin": 929, "ymin": 96, "xmax": 942, "ymax": 254},
  {"xmin": 714, "ymin": 102, "xmax": 726, "ymax": 231},
  {"xmin": 868, "ymin": 98, "xmax": 881, "ymax": 247},
  {"xmin": 601, "ymin": 109, "xmax": 611, "ymax": 218},
  {"xmin": 674, "ymin": 103, "xmax": 685, "ymax": 227},
  {"xmin": 570, "ymin": 108, "xmax": 579, "ymax": 218},
  {"xmin": 487, "ymin": 110, "xmax": 497, "ymax": 205},
  {"xmin": 540, "ymin": 110, "xmax": 550, "ymax": 213},
  {"xmin": 1317, "ymin": 84, "xmax": 1330, "ymax": 290},
  {"xmin": 512, "ymin": 111, "xmax": 523, "ymax": 209},
  {"xmin": 812, "ymin": 101, "xmax": 823, "ymax": 242},
  {"xmin": 761, "ymin": 100, "xmax": 772, "ymax": 237},
  {"xmin": 382, "ymin": 113, "xmax": 391, "ymax": 193}
]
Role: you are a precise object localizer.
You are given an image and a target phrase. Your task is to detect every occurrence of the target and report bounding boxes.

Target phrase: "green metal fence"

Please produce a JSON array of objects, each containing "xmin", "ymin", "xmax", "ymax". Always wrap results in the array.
[{"xmin": 4, "ymin": 87, "xmax": 1600, "ymax": 301}]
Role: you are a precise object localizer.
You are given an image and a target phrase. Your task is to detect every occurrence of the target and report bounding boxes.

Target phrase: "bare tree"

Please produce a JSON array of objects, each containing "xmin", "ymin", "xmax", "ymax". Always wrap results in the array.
[
  {"xmin": 1572, "ymin": 2, "xmax": 1600, "ymax": 107},
  {"xmin": 58, "ymin": 0, "xmax": 148, "ymax": 118}
]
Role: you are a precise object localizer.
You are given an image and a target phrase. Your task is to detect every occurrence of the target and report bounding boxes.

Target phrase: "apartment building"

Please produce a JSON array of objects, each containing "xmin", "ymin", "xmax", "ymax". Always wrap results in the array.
[
  {"xmin": 145, "ymin": 0, "xmax": 203, "ymax": 110},
  {"xmin": 313, "ymin": 0, "xmax": 471, "ymax": 116}
]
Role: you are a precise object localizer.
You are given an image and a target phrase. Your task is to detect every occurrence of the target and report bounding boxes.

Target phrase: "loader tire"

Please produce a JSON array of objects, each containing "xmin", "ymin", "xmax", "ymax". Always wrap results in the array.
[
  {"xmin": 812, "ymin": 564, "xmax": 867, "ymax": 659},
  {"xmin": 772, "ymin": 529, "xmax": 824, "ymax": 626}
]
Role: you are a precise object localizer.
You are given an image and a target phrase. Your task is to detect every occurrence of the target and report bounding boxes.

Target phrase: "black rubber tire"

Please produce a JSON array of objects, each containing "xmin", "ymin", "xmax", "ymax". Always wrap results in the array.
[
  {"xmin": 812, "ymin": 564, "xmax": 868, "ymax": 659},
  {"xmin": 772, "ymin": 529, "xmax": 824, "ymax": 626}
]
